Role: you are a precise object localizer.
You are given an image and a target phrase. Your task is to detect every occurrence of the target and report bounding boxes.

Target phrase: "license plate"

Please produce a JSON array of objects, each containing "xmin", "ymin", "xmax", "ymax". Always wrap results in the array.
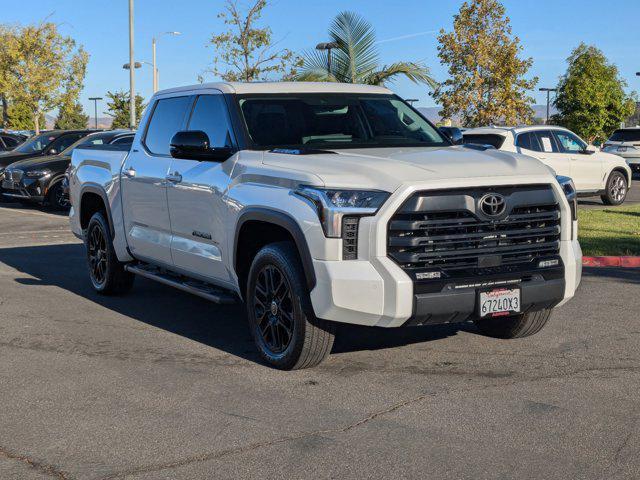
[
  {"xmin": 479, "ymin": 288, "xmax": 520, "ymax": 318},
  {"xmin": 618, "ymin": 147, "xmax": 627, "ymax": 152}
]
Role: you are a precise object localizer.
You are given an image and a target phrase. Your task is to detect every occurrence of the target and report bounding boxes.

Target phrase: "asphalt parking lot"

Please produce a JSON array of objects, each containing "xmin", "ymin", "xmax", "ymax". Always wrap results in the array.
[{"xmin": 0, "ymin": 201, "xmax": 639, "ymax": 480}]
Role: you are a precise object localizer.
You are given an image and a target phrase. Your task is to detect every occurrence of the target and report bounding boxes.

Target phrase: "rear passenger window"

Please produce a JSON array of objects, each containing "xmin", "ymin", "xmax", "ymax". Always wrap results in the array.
[
  {"xmin": 515, "ymin": 132, "xmax": 539, "ymax": 151},
  {"xmin": 534, "ymin": 131, "xmax": 558, "ymax": 153},
  {"xmin": 111, "ymin": 136, "xmax": 134, "ymax": 146},
  {"xmin": 187, "ymin": 95, "xmax": 233, "ymax": 148},
  {"xmin": 144, "ymin": 96, "xmax": 191, "ymax": 155}
]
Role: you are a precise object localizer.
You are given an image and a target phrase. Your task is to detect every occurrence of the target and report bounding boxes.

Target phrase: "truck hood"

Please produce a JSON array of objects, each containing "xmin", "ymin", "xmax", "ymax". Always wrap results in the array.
[{"xmin": 262, "ymin": 146, "xmax": 554, "ymax": 191}]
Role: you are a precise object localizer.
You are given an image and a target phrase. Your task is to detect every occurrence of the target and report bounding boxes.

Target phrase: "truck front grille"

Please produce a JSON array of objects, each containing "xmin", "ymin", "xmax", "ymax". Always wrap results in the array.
[{"xmin": 387, "ymin": 185, "xmax": 561, "ymax": 276}]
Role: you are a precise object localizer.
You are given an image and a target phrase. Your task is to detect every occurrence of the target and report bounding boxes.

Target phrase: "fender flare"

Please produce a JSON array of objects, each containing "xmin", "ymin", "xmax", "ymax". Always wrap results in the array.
[
  {"xmin": 79, "ymin": 184, "xmax": 115, "ymax": 238},
  {"xmin": 234, "ymin": 207, "xmax": 316, "ymax": 291}
]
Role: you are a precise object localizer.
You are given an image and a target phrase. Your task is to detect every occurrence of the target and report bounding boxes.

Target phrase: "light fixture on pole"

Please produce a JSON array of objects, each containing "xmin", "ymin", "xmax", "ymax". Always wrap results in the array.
[
  {"xmin": 88, "ymin": 97, "xmax": 103, "ymax": 129},
  {"xmin": 405, "ymin": 98, "xmax": 419, "ymax": 106},
  {"xmin": 315, "ymin": 42, "xmax": 339, "ymax": 76},
  {"xmin": 152, "ymin": 31, "xmax": 181, "ymax": 92},
  {"xmin": 128, "ymin": 0, "xmax": 135, "ymax": 129},
  {"xmin": 539, "ymin": 87, "xmax": 557, "ymax": 124}
]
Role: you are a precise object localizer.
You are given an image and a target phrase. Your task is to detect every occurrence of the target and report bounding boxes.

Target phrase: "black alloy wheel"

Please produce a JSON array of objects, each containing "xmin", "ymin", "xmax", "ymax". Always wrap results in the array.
[
  {"xmin": 50, "ymin": 182, "xmax": 70, "ymax": 210},
  {"xmin": 253, "ymin": 264, "xmax": 294, "ymax": 354},
  {"xmin": 87, "ymin": 221, "xmax": 108, "ymax": 289}
]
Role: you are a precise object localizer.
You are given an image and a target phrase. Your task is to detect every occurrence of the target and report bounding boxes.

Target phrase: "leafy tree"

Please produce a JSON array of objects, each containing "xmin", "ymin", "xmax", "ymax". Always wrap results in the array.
[
  {"xmin": 55, "ymin": 101, "xmax": 88, "ymax": 129},
  {"xmin": 296, "ymin": 11, "xmax": 436, "ymax": 88},
  {"xmin": 105, "ymin": 90, "xmax": 145, "ymax": 129},
  {"xmin": 0, "ymin": 22, "xmax": 89, "ymax": 134},
  {"xmin": 6, "ymin": 100, "xmax": 44, "ymax": 130},
  {"xmin": 432, "ymin": 0, "xmax": 537, "ymax": 126},
  {"xmin": 552, "ymin": 43, "xmax": 636, "ymax": 143},
  {"xmin": 204, "ymin": 0, "xmax": 301, "ymax": 82}
]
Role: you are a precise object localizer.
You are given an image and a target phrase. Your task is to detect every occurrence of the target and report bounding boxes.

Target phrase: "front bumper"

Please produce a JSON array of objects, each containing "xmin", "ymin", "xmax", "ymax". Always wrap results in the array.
[
  {"xmin": 1, "ymin": 176, "xmax": 47, "ymax": 202},
  {"xmin": 309, "ymin": 177, "xmax": 582, "ymax": 328}
]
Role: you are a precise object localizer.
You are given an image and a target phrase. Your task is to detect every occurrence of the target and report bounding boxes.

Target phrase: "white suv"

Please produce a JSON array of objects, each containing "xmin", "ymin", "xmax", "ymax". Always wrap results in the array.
[
  {"xmin": 463, "ymin": 126, "xmax": 632, "ymax": 205},
  {"xmin": 68, "ymin": 82, "xmax": 582, "ymax": 369},
  {"xmin": 602, "ymin": 127, "xmax": 640, "ymax": 175}
]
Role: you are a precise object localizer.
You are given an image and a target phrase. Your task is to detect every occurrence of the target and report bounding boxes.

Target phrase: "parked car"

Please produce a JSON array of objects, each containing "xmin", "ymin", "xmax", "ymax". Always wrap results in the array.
[
  {"xmin": 602, "ymin": 127, "xmax": 640, "ymax": 175},
  {"xmin": 463, "ymin": 126, "xmax": 632, "ymax": 205},
  {"xmin": 0, "ymin": 133, "xmax": 27, "ymax": 151},
  {"xmin": 69, "ymin": 82, "xmax": 581, "ymax": 369},
  {"xmin": 2, "ymin": 130, "xmax": 133, "ymax": 209},
  {"xmin": 0, "ymin": 129, "xmax": 98, "ymax": 196}
]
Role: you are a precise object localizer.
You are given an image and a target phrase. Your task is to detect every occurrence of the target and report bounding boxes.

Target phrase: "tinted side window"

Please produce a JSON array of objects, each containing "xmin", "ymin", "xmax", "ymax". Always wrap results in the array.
[
  {"xmin": 2, "ymin": 136, "xmax": 18, "ymax": 148},
  {"xmin": 187, "ymin": 95, "xmax": 233, "ymax": 148},
  {"xmin": 554, "ymin": 130, "xmax": 586, "ymax": 152},
  {"xmin": 533, "ymin": 131, "xmax": 558, "ymax": 153},
  {"xmin": 111, "ymin": 135, "xmax": 134, "ymax": 146},
  {"xmin": 515, "ymin": 132, "xmax": 540, "ymax": 151},
  {"xmin": 144, "ymin": 96, "xmax": 192, "ymax": 155},
  {"xmin": 50, "ymin": 133, "xmax": 86, "ymax": 153}
]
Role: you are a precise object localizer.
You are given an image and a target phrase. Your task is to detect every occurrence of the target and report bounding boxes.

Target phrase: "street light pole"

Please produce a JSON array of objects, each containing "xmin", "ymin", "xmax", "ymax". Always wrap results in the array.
[
  {"xmin": 315, "ymin": 42, "xmax": 339, "ymax": 77},
  {"xmin": 128, "ymin": 0, "xmax": 135, "ymax": 129},
  {"xmin": 88, "ymin": 97, "xmax": 103, "ymax": 129},
  {"xmin": 152, "ymin": 32, "xmax": 180, "ymax": 93},
  {"xmin": 405, "ymin": 98, "xmax": 419, "ymax": 106},
  {"xmin": 539, "ymin": 87, "xmax": 557, "ymax": 124}
]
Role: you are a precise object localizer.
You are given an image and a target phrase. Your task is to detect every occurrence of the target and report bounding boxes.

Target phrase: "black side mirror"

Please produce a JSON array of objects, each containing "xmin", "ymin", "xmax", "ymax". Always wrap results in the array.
[
  {"xmin": 439, "ymin": 127, "xmax": 463, "ymax": 145},
  {"xmin": 48, "ymin": 148, "xmax": 58, "ymax": 155},
  {"xmin": 170, "ymin": 130, "xmax": 233, "ymax": 161}
]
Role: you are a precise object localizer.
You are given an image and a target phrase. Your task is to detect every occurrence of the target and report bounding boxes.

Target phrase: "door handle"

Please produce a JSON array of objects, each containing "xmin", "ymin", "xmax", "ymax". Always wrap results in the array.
[
  {"xmin": 165, "ymin": 172, "xmax": 182, "ymax": 183},
  {"xmin": 123, "ymin": 166, "xmax": 136, "ymax": 178}
]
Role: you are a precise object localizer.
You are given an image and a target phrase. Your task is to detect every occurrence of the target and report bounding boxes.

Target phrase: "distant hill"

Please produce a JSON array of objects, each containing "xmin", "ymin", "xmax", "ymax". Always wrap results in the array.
[
  {"xmin": 418, "ymin": 105, "xmax": 558, "ymax": 126},
  {"xmin": 45, "ymin": 114, "xmax": 113, "ymax": 130}
]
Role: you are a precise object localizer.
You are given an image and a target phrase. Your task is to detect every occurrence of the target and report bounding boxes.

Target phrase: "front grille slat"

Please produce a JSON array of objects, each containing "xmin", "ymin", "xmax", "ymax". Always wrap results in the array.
[{"xmin": 387, "ymin": 185, "xmax": 561, "ymax": 276}]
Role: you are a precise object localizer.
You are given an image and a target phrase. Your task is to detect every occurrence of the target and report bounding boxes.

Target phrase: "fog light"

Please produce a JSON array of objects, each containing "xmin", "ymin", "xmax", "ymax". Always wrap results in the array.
[{"xmin": 538, "ymin": 259, "xmax": 559, "ymax": 268}]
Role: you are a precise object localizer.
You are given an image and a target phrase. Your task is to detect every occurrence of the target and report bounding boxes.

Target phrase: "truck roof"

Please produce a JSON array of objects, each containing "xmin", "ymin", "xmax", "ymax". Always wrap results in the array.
[{"xmin": 157, "ymin": 81, "xmax": 393, "ymax": 96}]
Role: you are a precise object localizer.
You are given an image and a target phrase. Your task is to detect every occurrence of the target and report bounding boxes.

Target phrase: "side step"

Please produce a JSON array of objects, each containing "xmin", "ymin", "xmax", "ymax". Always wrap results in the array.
[{"xmin": 125, "ymin": 264, "xmax": 237, "ymax": 305}]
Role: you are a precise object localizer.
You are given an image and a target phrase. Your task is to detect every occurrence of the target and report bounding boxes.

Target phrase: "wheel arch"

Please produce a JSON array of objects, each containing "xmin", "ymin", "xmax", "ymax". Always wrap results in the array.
[
  {"xmin": 79, "ymin": 184, "xmax": 114, "ymax": 237},
  {"xmin": 234, "ymin": 208, "xmax": 316, "ymax": 298}
]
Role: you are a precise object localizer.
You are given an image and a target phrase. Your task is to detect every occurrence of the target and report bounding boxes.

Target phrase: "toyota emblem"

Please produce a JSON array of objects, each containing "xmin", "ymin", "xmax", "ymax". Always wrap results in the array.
[{"xmin": 479, "ymin": 193, "xmax": 506, "ymax": 217}]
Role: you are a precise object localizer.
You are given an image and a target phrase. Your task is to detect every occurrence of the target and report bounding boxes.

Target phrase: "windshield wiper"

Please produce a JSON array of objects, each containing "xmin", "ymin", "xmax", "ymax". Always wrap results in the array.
[{"xmin": 269, "ymin": 148, "xmax": 337, "ymax": 155}]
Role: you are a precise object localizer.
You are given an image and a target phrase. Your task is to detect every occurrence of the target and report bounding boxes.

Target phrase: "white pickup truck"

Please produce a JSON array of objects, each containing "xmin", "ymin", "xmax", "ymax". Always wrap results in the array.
[{"xmin": 68, "ymin": 82, "xmax": 582, "ymax": 369}]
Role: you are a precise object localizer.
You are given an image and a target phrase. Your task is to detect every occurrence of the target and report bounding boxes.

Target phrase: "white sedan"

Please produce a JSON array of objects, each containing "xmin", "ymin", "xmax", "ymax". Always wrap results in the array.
[{"xmin": 463, "ymin": 126, "xmax": 632, "ymax": 205}]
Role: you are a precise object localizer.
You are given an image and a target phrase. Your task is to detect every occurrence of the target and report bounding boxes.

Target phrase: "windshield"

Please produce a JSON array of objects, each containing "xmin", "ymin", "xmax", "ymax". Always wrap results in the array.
[
  {"xmin": 237, "ymin": 94, "xmax": 448, "ymax": 150},
  {"xmin": 60, "ymin": 133, "xmax": 107, "ymax": 156},
  {"xmin": 609, "ymin": 129, "xmax": 640, "ymax": 142},
  {"xmin": 15, "ymin": 132, "xmax": 58, "ymax": 154}
]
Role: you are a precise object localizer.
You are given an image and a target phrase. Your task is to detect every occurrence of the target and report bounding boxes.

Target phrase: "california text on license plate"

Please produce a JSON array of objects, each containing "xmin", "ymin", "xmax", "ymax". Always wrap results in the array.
[{"xmin": 479, "ymin": 288, "xmax": 521, "ymax": 318}]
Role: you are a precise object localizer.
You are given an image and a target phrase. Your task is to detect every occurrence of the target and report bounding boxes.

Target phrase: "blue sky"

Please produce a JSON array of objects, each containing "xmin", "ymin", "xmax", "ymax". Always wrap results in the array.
[{"xmin": 4, "ymin": 0, "xmax": 640, "ymax": 115}]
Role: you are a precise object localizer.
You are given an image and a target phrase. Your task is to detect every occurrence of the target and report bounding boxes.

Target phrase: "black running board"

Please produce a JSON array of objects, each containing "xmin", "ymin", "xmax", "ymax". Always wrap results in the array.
[{"xmin": 124, "ymin": 264, "xmax": 237, "ymax": 304}]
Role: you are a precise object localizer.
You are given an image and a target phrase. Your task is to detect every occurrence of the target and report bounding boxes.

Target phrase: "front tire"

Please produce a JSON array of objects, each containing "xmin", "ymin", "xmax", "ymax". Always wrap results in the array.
[
  {"xmin": 85, "ymin": 211, "xmax": 134, "ymax": 295},
  {"xmin": 601, "ymin": 171, "xmax": 628, "ymax": 205},
  {"xmin": 46, "ymin": 181, "xmax": 70, "ymax": 211},
  {"xmin": 246, "ymin": 242, "xmax": 335, "ymax": 370},
  {"xmin": 474, "ymin": 309, "xmax": 552, "ymax": 339}
]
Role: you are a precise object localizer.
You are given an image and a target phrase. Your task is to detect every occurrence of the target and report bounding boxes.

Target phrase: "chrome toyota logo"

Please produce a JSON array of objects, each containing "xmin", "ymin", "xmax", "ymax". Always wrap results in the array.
[{"xmin": 479, "ymin": 193, "xmax": 506, "ymax": 217}]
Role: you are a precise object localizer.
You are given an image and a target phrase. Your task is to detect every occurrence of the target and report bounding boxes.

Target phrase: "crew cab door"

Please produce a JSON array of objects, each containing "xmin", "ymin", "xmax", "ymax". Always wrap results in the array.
[
  {"xmin": 121, "ymin": 95, "xmax": 191, "ymax": 266},
  {"xmin": 166, "ymin": 93, "xmax": 237, "ymax": 283},
  {"xmin": 515, "ymin": 130, "xmax": 571, "ymax": 179},
  {"xmin": 552, "ymin": 129, "xmax": 603, "ymax": 191}
]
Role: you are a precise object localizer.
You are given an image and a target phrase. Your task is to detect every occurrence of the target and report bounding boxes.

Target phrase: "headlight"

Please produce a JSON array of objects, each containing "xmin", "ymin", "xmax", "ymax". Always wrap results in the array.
[
  {"xmin": 295, "ymin": 186, "xmax": 390, "ymax": 237},
  {"xmin": 24, "ymin": 169, "xmax": 51, "ymax": 178},
  {"xmin": 556, "ymin": 175, "xmax": 577, "ymax": 223}
]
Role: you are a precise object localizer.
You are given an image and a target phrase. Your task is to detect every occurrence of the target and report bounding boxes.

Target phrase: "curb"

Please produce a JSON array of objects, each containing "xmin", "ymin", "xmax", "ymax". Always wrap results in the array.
[{"xmin": 582, "ymin": 257, "xmax": 640, "ymax": 268}]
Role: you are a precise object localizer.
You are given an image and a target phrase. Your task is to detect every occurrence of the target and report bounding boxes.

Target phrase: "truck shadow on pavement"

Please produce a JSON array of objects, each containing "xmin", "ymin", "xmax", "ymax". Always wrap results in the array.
[{"xmin": 0, "ymin": 243, "xmax": 466, "ymax": 365}]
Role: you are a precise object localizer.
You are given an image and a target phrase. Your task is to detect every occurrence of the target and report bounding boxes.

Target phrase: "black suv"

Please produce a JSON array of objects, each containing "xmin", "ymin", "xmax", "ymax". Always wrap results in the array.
[{"xmin": 2, "ymin": 130, "xmax": 134, "ymax": 209}]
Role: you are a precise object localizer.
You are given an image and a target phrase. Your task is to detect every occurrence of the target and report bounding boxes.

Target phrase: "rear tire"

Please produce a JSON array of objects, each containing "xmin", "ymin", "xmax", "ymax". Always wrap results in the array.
[
  {"xmin": 246, "ymin": 241, "xmax": 335, "ymax": 370},
  {"xmin": 474, "ymin": 309, "xmax": 552, "ymax": 339},
  {"xmin": 601, "ymin": 171, "xmax": 628, "ymax": 205},
  {"xmin": 85, "ymin": 211, "xmax": 134, "ymax": 295}
]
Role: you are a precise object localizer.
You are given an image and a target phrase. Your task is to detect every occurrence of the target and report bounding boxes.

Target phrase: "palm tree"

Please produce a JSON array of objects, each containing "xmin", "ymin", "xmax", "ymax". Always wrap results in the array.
[{"xmin": 296, "ymin": 11, "xmax": 437, "ymax": 89}]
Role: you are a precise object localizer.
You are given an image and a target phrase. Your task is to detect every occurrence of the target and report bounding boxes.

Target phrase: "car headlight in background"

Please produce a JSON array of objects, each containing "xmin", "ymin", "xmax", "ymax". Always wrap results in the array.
[
  {"xmin": 24, "ymin": 169, "xmax": 52, "ymax": 178},
  {"xmin": 295, "ymin": 186, "xmax": 390, "ymax": 259}
]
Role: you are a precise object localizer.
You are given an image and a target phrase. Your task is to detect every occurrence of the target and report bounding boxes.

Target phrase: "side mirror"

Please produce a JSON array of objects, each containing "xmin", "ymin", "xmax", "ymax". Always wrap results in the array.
[
  {"xmin": 47, "ymin": 148, "xmax": 58, "ymax": 155},
  {"xmin": 439, "ymin": 127, "xmax": 463, "ymax": 145},
  {"xmin": 169, "ymin": 130, "xmax": 233, "ymax": 161},
  {"xmin": 582, "ymin": 145, "xmax": 596, "ymax": 155}
]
